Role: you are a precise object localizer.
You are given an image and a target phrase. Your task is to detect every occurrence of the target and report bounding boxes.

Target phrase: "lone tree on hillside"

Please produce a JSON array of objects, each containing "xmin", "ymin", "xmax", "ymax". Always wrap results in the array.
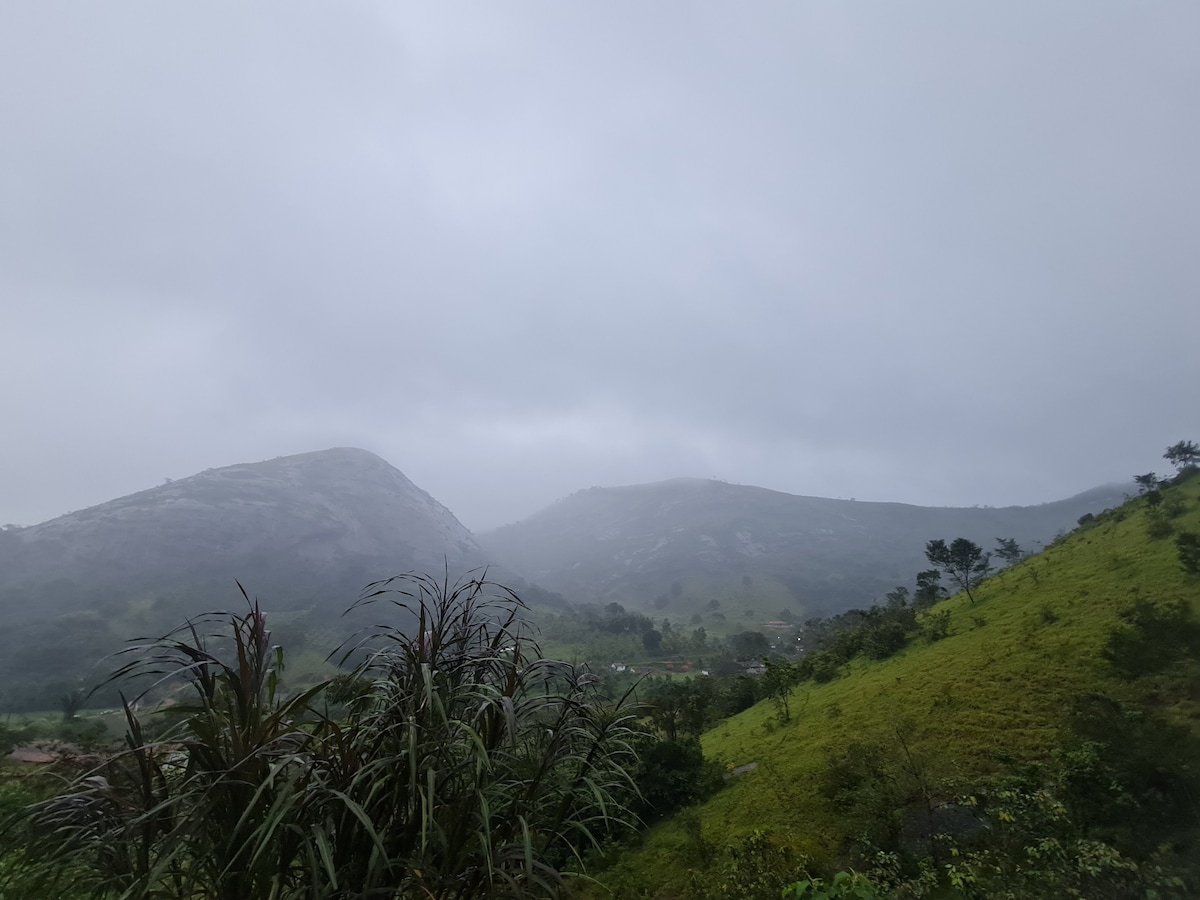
[
  {"xmin": 925, "ymin": 538, "xmax": 993, "ymax": 604},
  {"xmin": 994, "ymin": 537, "xmax": 1024, "ymax": 566},
  {"xmin": 761, "ymin": 656, "xmax": 802, "ymax": 722},
  {"xmin": 1134, "ymin": 472, "xmax": 1162, "ymax": 494},
  {"xmin": 1164, "ymin": 440, "xmax": 1200, "ymax": 473}
]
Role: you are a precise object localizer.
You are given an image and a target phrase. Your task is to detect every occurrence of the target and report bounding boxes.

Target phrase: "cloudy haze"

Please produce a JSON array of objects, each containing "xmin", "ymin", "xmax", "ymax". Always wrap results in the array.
[{"xmin": 2, "ymin": 2, "xmax": 1197, "ymax": 531}]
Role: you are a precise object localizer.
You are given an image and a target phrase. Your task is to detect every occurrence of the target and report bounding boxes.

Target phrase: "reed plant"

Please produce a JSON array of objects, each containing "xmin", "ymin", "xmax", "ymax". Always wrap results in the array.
[{"xmin": 4, "ymin": 573, "xmax": 641, "ymax": 899}]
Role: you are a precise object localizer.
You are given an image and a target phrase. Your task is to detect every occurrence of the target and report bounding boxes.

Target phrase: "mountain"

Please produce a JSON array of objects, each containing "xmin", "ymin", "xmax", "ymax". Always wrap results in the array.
[
  {"xmin": 479, "ymin": 478, "xmax": 1129, "ymax": 616},
  {"xmin": 0, "ymin": 447, "xmax": 481, "ymax": 607},
  {"xmin": 0, "ymin": 448, "xmax": 486, "ymax": 709}
]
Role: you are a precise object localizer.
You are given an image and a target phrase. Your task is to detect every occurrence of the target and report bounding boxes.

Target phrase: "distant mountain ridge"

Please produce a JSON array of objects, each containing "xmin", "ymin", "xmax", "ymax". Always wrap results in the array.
[
  {"xmin": 0, "ymin": 448, "xmax": 483, "ymax": 613},
  {"xmin": 479, "ymin": 477, "xmax": 1130, "ymax": 615},
  {"xmin": 0, "ymin": 449, "xmax": 1133, "ymax": 710},
  {"xmin": 1, "ymin": 454, "xmax": 1129, "ymax": 620}
]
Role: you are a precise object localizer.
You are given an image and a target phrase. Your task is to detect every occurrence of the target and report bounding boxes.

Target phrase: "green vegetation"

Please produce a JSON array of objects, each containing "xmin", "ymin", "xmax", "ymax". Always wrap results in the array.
[
  {"xmin": 1, "ymin": 575, "xmax": 644, "ymax": 899},
  {"xmin": 1165, "ymin": 440, "xmax": 1200, "ymax": 472},
  {"xmin": 590, "ymin": 462, "xmax": 1200, "ymax": 898},
  {"xmin": 4, "ymin": 444, "xmax": 1198, "ymax": 898},
  {"xmin": 923, "ymin": 538, "xmax": 992, "ymax": 604}
]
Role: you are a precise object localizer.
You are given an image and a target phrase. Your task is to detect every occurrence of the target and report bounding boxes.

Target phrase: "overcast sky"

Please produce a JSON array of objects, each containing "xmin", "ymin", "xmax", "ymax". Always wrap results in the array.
[{"xmin": 2, "ymin": 3, "xmax": 1197, "ymax": 531}]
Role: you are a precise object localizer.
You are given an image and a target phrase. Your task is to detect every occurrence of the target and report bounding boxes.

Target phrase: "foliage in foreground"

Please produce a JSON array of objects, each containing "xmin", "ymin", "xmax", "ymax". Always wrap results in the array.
[{"xmin": 2, "ymin": 574, "xmax": 642, "ymax": 899}]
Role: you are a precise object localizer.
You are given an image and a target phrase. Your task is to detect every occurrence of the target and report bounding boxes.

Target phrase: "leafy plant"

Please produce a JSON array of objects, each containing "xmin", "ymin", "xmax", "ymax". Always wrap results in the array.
[
  {"xmin": 782, "ymin": 870, "xmax": 880, "ymax": 899},
  {"xmin": 1102, "ymin": 597, "xmax": 1200, "ymax": 679},
  {"xmin": 632, "ymin": 735, "xmax": 723, "ymax": 823},
  {"xmin": 920, "ymin": 610, "xmax": 951, "ymax": 642},
  {"xmin": 1177, "ymin": 531, "xmax": 1200, "ymax": 576},
  {"xmin": 7, "ymin": 574, "xmax": 643, "ymax": 899},
  {"xmin": 687, "ymin": 830, "xmax": 808, "ymax": 900},
  {"xmin": 929, "ymin": 784, "xmax": 1193, "ymax": 899}
]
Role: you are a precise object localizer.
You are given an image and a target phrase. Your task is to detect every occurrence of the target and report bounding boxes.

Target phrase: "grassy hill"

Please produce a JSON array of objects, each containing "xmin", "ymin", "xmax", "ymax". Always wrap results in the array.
[{"xmin": 590, "ymin": 472, "xmax": 1200, "ymax": 898}]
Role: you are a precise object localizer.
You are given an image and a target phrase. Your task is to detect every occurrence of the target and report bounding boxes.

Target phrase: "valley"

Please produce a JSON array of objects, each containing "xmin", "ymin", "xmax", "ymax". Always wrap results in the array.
[{"xmin": 2, "ymin": 447, "xmax": 1197, "ymax": 898}]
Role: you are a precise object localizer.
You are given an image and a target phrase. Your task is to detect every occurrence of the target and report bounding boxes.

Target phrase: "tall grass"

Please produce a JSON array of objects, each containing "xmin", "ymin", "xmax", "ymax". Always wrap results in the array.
[{"xmin": 4, "ymin": 573, "xmax": 641, "ymax": 899}]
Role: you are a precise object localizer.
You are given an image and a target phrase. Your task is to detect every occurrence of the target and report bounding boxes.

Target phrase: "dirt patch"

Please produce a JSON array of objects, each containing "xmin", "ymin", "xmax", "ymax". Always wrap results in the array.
[
  {"xmin": 8, "ymin": 746, "xmax": 58, "ymax": 764},
  {"xmin": 6, "ymin": 742, "xmax": 102, "ymax": 765}
]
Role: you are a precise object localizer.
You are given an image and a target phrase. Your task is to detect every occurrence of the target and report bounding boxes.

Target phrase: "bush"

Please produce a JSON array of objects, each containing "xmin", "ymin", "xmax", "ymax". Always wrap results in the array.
[
  {"xmin": 1102, "ymin": 597, "xmax": 1200, "ymax": 679},
  {"xmin": 783, "ymin": 871, "xmax": 882, "ymax": 899},
  {"xmin": 862, "ymin": 622, "xmax": 909, "ymax": 660},
  {"xmin": 687, "ymin": 830, "xmax": 809, "ymax": 900},
  {"xmin": 1056, "ymin": 693, "xmax": 1200, "ymax": 852},
  {"xmin": 1177, "ymin": 531, "xmax": 1200, "ymax": 576},
  {"xmin": 1147, "ymin": 511, "xmax": 1175, "ymax": 540},
  {"xmin": 808, "ymin": 650, "xmax": 843, "ymax": 684},
  {"xmin": 921, "ymin": 610, "xmax": 952, "ymax": 642},
  {"xmin": 633, "ymin": 735, "xmax": 723, "ymax": 823}
]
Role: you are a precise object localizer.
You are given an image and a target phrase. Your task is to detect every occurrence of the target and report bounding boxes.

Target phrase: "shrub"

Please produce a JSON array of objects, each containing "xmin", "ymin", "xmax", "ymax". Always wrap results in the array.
[
  {"xmin": 921, "ymin": 610, "xmax": 952, "ymax": 642},
  {"xmin": 808, "ymin": 650, "xmax": 843, "ymax": 684},
  {"xmin": 6, "ymin": 575, "xmax": 643, "ymax": 900},
  {"xmin": 783, "ymin": 870, "xmax": 881, "ymax": 899},
  {"xmin": 1177, "ymin": 531, "xmax": 1200, "ymax": 576},
  {"xmin": 688, "ymin": 830, "xmax": 809, "ymax": 900},
  {"xmin": 633, "ymin": 735, "xmax": 723, "ymax": 823},
  {"xmin": 862, "ymin": 622, "xmax": 909, "ymax": 660},
  {"xmin": 1102, "ymin": 597, "xmax": 1200, "ymax": 679},
  {"xmin": 1057, "ymin": 693, "xmax": 1200, "ymax": 852},
  {"xmin": 1147, "ymin": 511, "xmax": 1175, "ymax": 540}
]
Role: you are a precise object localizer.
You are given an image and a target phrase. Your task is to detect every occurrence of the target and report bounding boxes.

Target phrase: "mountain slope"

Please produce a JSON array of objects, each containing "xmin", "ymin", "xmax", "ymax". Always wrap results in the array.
[
  {"xmin": 0, "ymin": 447, "xmax": 481, "ymax": 604},
  {"xmin": 592, "ymin": 473, "xmax": 1200, "ymax": 897},
  {"xmin": 0, "ymin": 448, "xmax": 486, "ymax": 709},
  {"xmin": 481, "ymin": 478, "xmax": 1128, "ymax": 615}
]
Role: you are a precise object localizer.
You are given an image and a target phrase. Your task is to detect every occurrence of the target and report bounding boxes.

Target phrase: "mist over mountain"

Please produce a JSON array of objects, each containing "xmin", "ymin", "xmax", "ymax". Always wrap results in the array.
[
  {"xmin": 0, "ymin": 447, "xmax": 1130, "ymax": 709},
  {"xmin": 0, "ymin": 448, "xmax": 491, "ymax": 709},
  {"xmin": 0, "ymin": 448, "xmax": 481, "ymax": 608},
  {"xmin": 480, "ymin": 477, "xmax": 1129, "ymax": 616}
]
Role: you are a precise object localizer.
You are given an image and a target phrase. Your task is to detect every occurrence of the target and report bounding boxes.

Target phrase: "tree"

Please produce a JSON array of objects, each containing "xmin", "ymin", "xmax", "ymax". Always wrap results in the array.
[
  {"xmin": 729, "ymin": 630, "xmax": 770, "ymax": 657},
  {"xmin": 58, "ymin": 688, "xmax": 84, "ymax": 723},
  {"xmin": 633, "ymin": 735, "xmax": 720, "ymax": 823},
  {"xmin": 924, "ymin": 538, "xmax": 993, "ymax": 604},
  {"xmin": 861, "ymin": 620, "xmax": 909, "ymax": 660},
  {"xmin": 762, "ymin": 656, "xmax": 802, "ymax": 722},
  {"xmin": 1133, "ymin": 472, "xmax": 1161, "ymax": 494},
  {"xmin": 994, "ymin": 537, "xmax": 1023, "ymax": 566},
  {"xmin": 642, "ymin": 628, "xmax": 663, "ymax": 652},
  {"xmin": 914, "ymin": 569, "xmax": 946, "ymax": 608},
  {"xmin": 1164, "ymin": 439, "xmax": 1200, "ymax": 472},
  {"xmin": 13, "ymin": 575, "xmax": 642, "ymax": 899}
]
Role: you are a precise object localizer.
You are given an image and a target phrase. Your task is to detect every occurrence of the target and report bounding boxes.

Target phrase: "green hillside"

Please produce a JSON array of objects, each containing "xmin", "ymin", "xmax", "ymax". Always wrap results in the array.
[{"xmin": 591, "ymin": 472, "xmax": 1200, "ymax": 898}]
